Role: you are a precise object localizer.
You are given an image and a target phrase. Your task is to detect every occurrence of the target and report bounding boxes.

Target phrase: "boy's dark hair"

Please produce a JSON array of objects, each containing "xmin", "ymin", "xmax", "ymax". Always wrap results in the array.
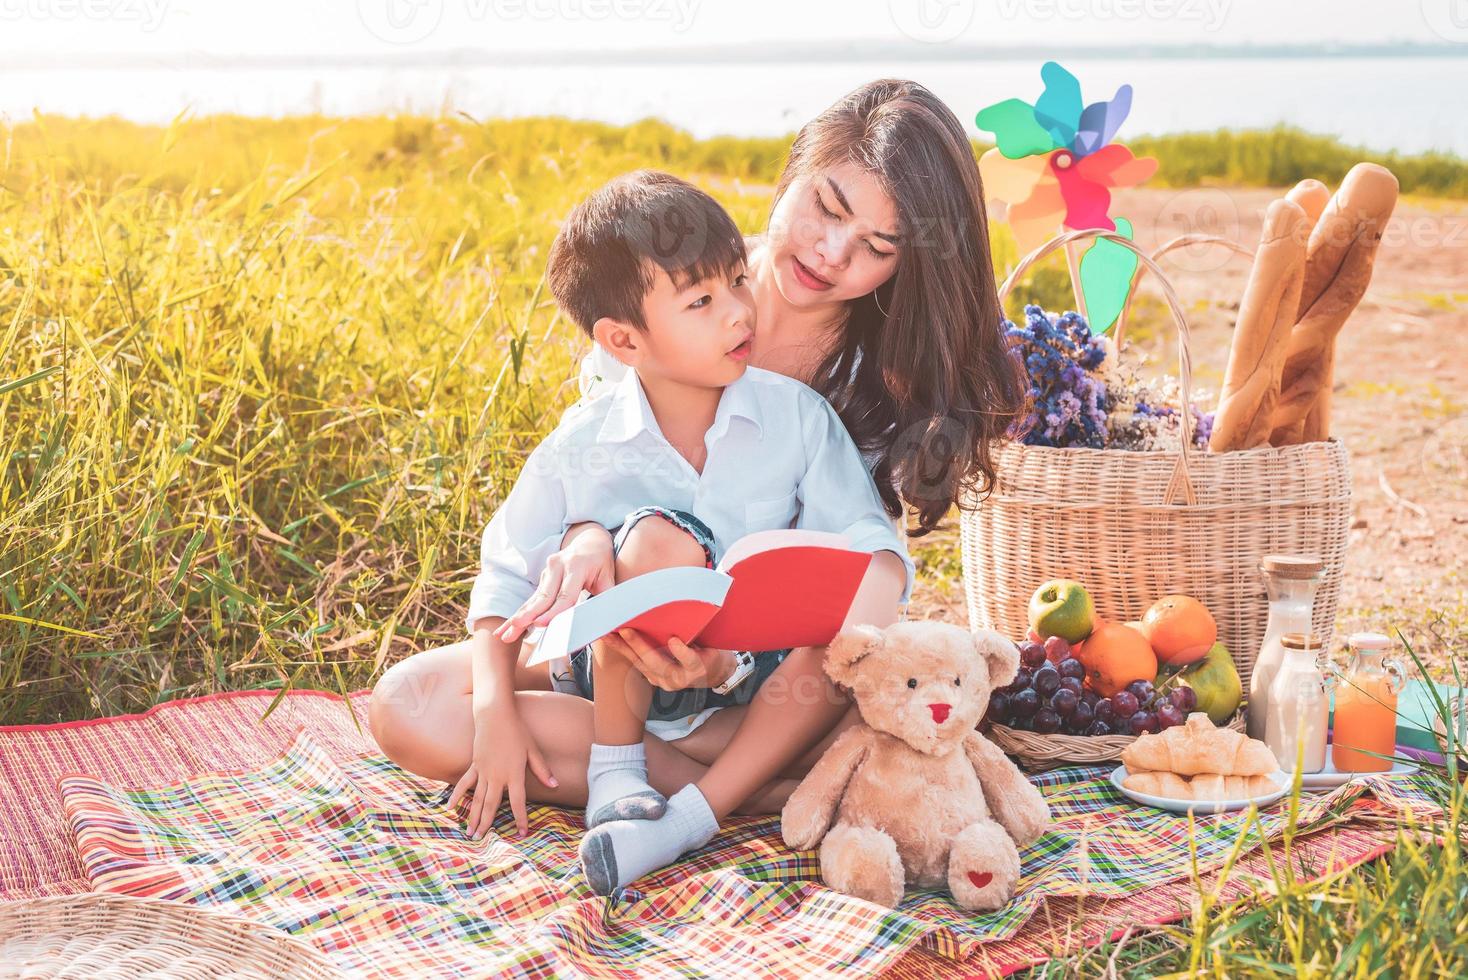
[{"xmin": 547, "ymin": 170, "xmax": 747, "ymax": 336}]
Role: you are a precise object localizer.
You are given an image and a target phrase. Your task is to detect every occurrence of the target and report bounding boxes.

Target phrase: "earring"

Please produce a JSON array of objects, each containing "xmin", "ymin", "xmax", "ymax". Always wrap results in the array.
[{"xmin": 873, "ymin": 289, "xmax": 891, "ymax": 318}]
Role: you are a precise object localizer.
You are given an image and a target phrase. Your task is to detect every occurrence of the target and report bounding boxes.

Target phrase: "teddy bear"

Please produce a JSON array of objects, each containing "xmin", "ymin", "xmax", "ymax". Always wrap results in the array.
[{"xmin": 781, "ymin": 621, "xmax": 1051, "ymax": 911}]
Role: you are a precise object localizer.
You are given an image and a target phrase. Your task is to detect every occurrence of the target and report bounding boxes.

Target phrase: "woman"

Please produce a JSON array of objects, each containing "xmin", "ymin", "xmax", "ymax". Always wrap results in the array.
[{"xmin": 369, "ymin": 78, "xmax": 1027, "ymax": 841}]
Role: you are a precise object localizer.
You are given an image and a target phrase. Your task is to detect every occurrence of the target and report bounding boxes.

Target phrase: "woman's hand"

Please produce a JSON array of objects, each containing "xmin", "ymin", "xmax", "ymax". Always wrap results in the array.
[
  {"xmin": 496, "ymin": 524, "xmax": 616, "ymax": 643},
  {"xmin": 604, "ymin": 628, "xmax": 735, "ymax": 692},
  {"xmin": 447, "ymin": 700, "xmax": 558, "ymax": 839}
]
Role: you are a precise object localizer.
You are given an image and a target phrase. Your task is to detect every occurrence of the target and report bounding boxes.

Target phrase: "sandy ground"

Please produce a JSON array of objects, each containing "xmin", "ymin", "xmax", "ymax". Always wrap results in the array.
[{"xmin": 911, "ymin": 185, "xmax": 1468, "ymax": 679}]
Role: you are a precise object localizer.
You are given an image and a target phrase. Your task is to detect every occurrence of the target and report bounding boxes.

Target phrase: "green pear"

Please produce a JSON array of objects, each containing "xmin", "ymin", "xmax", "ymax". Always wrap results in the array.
[{"xmin": 1168, "ymin": 642, "xmax": 1242, "ymax": 725}]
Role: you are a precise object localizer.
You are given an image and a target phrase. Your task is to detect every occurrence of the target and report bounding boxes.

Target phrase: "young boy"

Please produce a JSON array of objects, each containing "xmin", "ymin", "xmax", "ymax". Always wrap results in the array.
[{"xmin": 464, "ymin": 170, "xmax": 912, "ymax": 894}]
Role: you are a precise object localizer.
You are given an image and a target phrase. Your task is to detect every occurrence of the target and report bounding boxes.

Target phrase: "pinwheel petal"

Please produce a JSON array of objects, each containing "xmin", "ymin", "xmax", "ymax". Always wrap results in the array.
[
  {"xmin": 1073, "ymin": 84, "xmax": 1133, "ymax": 156},
  {"xmin": 975, "ymin": 99, "xmax": 1058, "ymax": 159},
  {"xmin": 979, "ymin": 148, "xmax": 1053, "ymax": 204},
  {"xmin": 1079, "ymin": 216, "xmax": 1139, "ymax": 333},
  {"xmin": 1051, "ymin": 157, "xmax": 1115, "ymax": 232},
  {"xmin": 1034, "ymin": 61, "xmax": 1083, "ymax": 149},
  {"xmin": 1074, "ymin": 143, "xmax": 1159, "ymax": 189},
  {"xmin": 1007, "ymin": 179, "xmax": 1067, "ymax": 257}
]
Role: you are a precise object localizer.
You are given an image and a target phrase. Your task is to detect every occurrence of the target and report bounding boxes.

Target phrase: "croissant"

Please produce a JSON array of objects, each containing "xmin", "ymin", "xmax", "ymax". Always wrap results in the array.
[
  {"xmin": 1121, "ymin": 713, "xmax": 1277, "ymax": 777},
  {"xmin": 1123, "ymin": 770, "xmax": 1278, "ymax": 801}
]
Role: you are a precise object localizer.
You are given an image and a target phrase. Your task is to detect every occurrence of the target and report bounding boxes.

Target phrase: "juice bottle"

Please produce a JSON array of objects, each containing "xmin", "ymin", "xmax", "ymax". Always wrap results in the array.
[{"xmin": 1331, "ymin": 632, "xmax": 1406, "ymax": 772}]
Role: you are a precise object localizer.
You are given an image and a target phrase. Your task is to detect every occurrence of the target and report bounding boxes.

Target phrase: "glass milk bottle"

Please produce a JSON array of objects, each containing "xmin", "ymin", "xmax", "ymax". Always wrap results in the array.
[
  {"xmin": 1332, "ymin": 632, "xmax": 1407, "ymax": 773},
  {"xmin": 1265, "ymin": 632, "xmax": 1331, "ymax": 773},
  {"xmin": 1248, "ymin": 555, "xmax": 1325, "ymax": 741}
]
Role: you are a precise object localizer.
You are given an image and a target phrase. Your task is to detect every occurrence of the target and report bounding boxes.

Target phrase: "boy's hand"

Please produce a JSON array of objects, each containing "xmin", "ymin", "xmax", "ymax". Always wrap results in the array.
[
  {"xmin": 605, "ymin": 628, "xmax": 735, "ymax": 692},
  {"xmin": 496, "ymin": 525, "xmax": 616, "ymax": 643},
  {"xmin": 448, "ymin": 700, "xmax": 557, "ymax": 840}
]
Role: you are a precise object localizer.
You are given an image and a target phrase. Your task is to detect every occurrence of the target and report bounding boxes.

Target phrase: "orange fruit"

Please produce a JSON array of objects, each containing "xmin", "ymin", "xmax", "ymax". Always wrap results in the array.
[
  {"xmin": 1141, "ymin": 595, "xmax": 1217, "ymax": 667},
  {"xmin": 1077, "ymin": 622, "xmax": 1157, "ymax": 697}
]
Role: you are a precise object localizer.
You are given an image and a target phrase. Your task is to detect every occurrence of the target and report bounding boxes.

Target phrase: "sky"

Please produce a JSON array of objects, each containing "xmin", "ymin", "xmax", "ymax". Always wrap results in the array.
[{"xmin": 0, "ymin": 0, "xmax": 1453, "ymax": 59}]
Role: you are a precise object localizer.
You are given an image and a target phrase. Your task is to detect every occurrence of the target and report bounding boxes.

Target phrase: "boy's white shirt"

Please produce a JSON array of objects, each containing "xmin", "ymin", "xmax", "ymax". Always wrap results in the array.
[{"xmin": 465, "ymin": 364, "xmax": 914, "ymax": 634}]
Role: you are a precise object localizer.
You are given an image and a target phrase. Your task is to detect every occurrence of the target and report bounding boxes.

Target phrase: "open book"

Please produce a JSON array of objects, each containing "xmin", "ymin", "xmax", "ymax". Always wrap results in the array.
[{"xmin": 523, "ymin": 529, "xmax": 874, "ymax": 666}]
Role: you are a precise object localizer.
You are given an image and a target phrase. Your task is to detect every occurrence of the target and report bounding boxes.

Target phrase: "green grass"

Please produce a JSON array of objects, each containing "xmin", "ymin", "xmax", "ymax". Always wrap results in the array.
[{"xmin": 2, "ymin": 113, "xmax": 1466, "ymax": 974}]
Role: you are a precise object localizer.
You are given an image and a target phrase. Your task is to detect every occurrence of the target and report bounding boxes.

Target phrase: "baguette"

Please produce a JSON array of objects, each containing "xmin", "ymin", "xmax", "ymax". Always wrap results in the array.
[
  {"xmin": 1208, "ymin": 198, "xmax": 1310, "ymax": 452},
  {"xmin": 1121, "ymin": 713, "xmax": 1278, "ymax": 776},
  {"xmin": 1123, "ymin": 770, "xmax": 1278, "ymax": 801},
  {"xmin": 1286, "ymin": 178, "xmax": 1331, "ymax": 227},
  {"xmin": 1268, "ymin": 164, "xmax": 1399, "ymax": 445}
]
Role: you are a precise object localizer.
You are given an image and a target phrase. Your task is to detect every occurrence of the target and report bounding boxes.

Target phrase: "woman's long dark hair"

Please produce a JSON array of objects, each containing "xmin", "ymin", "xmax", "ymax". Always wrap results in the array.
[{"xmin": 772, "ymin": 79, "xmax": 1028, "ymax": 537}]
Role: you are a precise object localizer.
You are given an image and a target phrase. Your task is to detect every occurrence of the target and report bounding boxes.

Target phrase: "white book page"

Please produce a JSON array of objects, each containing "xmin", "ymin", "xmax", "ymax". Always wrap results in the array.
[
  {"xmin": 716, "ymin": 528, "xmax": 853, "ymax": 573},
  {"xmin": 524, "ymin": 565, "xmax": 733, "ymax": 667}
]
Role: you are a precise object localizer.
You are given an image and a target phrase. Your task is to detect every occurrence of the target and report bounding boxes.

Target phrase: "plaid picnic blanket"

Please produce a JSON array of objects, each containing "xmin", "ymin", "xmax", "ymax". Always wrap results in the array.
[{"xmin": 56, "ymin": 722, "xmax": 1448, "ymax": 978}]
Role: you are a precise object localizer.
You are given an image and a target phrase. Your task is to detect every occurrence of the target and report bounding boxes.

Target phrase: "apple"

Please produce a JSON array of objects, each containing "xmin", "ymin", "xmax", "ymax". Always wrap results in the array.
[{"xmin": 1028, "ymin": 579, "xmax": 1096, "ymax": 644}]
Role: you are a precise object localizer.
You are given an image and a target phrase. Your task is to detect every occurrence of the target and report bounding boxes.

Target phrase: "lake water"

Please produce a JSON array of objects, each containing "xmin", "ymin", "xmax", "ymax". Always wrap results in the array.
[{"xmin": 2, "ymin": 56, "xmax": 1462, "ymax": 157}]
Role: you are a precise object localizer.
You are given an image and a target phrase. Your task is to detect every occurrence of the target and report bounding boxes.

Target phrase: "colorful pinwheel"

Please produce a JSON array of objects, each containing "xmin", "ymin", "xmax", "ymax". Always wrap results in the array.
[{"xmin": 976, "ymin": 62, "xmax": 1158, "ymax": 332}]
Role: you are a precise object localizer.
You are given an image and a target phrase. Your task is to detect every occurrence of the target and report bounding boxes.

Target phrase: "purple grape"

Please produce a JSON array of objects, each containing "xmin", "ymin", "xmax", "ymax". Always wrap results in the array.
[
  {"xmin": 1156, "ymin": 703, "xmax": 1185, "ymax": 729},
  {"xmin": 1171, "ymin": 686, "xmax": 1198, "ymax": 713},
  {"xmin": 1058, "ymin": 658, "xmax": 1086, "ymax": 680},
  {"xmin": 1112, "ymin": 690, "xmax": 1140, "ymax": 717},
  {"xmin": 1128, "ymin": 710, "xmax": 1157, "ymax": 736},
  {"xmin": 1080, "ymin": 689, "xmax": 1100, "ymax": 708},
  {"xmin": 1043, "ymin": 635, "xmax": 1071, "ymax": 663},
  {"xmin": 1050, "ymin": 688, "xmax": 1079, "ymax": 718},
  {"xmin": 1086, "ymin": 720, "xmax": 1113, "ymax": 736},
  {"xmin": 988, "ymin": 691, "xmax": 1010, "ymax": 724},
  {"xmin": 1019, "ymin": 641, "xmax": 1047, "ymax": 670},
  {"xmin": 1071, "ymin": 700, "xmax": 1095, "ymax": 730},
  {"xmin": 1007, "ymin": 668, "xmax": 1033, "ymax": 694},
  {"xmin": 1010, "ymin": 688, "xmax": 1040, "ymax": 719},
  {"xmin": 1125, "ymin": 680, "xmax": 1156, "ymax": 707},
  {"xmin": 1059, "ymin": 676, "xmax": 1084, "ymax": 697},
  {"xmin": 1034, "ymin": 667, "xmax": 1060, "ymax": 697},
  {"xmin": 1033, "ymin": 708, "xmax": 1062, "ymax": 734},
  {"xmin": 1094, "ymin": 698, "xmax": 1117, "ymax": 726}
]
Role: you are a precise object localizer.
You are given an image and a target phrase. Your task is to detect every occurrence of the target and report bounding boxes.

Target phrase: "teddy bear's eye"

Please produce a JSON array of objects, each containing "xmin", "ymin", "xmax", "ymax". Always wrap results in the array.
[
  {"xmin": 906, "ymin": 678, "xmax": 917, "ymax": 689},
  {"xmin": 954, "ymin": 675, "xmax": 961, "ymax": 686}
]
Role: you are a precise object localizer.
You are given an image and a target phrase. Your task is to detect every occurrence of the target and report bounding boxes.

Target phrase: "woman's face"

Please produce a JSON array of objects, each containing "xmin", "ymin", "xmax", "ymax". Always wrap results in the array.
[{"xmin": 765, "ymin": 161, "xmax": 901, "ymax": 308}]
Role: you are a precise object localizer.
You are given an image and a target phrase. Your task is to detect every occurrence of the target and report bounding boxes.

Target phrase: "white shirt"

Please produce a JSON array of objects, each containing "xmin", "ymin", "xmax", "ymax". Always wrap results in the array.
[
  {"xmin": 579, "ymin": 341, "xmax": 884, "ymax": 471},
  {"xmin": 465, "ymin": 366, "xmax": 914, "ymax": 633}
]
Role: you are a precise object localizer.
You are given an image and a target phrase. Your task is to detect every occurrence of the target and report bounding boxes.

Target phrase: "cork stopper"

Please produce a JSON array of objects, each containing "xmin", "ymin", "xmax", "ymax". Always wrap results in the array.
[
  {"xmin": 1261, "ymin": 555, "xmax": 1325, "ymax": 579},
  {"xmin": 1348, "ymin": 631, "xmax": 1393, "ymax": 651},
  {"xmin": 1281, "ymin": 632, "xmax": 1322, "ymax": 651}
]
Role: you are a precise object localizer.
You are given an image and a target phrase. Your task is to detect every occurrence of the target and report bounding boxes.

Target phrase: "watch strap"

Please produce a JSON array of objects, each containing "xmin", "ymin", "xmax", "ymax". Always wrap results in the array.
[{"xmin": 711, "ymin": 651, "xmax": 757, "ymax": 695}]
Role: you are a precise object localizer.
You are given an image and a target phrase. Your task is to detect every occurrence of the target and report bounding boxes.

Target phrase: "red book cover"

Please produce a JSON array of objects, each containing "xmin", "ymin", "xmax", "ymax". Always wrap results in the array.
[{"xmin": 524, "ymin": 530, "xmax": 873, "ymax": 666}]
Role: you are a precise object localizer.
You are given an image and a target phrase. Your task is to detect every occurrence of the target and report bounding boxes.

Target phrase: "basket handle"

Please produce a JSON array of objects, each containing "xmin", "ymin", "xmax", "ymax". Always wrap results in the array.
[
  {"xmin": 1113, "ymin": 234, "xmax": 1255, "ymax": 351},
  {"xmin": 998, "ymin": 227, "xmax": 1205, "ymax": 506}
]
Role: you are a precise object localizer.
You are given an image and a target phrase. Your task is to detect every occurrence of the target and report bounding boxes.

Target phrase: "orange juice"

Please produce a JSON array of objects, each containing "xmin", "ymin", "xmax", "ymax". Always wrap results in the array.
[{"xmin": 1331, "ymin": 632, "xmax": 1405, "ymax": 773}]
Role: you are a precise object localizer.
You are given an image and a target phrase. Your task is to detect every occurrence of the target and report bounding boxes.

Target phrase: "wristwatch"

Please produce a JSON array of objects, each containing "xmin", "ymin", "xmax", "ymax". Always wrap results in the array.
[{"xmin": 711, "ymin": 651, "xmax": 758, "ymax": 695}]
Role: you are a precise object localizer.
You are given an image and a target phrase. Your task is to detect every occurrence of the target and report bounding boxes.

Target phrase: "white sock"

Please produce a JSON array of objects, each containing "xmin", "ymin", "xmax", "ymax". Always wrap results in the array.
[
  {"xmin": 579, "ymin": 783, "xmax": 719, "ymax": 896},
  {"xmin": 584, "ymin": 741, "xmax": 666, "ymax": 829}
]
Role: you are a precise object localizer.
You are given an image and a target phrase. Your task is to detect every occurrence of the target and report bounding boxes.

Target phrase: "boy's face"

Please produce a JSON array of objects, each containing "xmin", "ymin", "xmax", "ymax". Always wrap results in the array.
[{"xmin": 594, "ymin": 262, "xmax": 756, "ymax": 389}]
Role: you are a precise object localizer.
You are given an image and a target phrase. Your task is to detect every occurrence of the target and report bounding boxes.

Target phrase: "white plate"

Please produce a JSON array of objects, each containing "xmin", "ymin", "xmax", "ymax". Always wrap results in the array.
[
  {"xmin": 1110, "ymin": 765, "xmax": 1291, "ymax": 815},
  {"xmin": 1290, "ymin": 758, "xmax": 1417, "ymax": 789}
]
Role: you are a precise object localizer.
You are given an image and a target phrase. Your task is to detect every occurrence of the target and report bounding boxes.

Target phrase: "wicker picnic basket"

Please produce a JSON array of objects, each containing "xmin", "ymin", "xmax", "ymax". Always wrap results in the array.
[
  {"xmin": 964, "ymin": 228, "xmax": 1352, "ymax": 767},
  {"xmin": 0, "ymin": 892, "xmax": 340, "ymax": 979}
]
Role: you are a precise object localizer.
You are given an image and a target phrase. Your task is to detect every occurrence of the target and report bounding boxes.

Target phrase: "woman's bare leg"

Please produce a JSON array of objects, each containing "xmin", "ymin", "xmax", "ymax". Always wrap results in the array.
[
  {"xmin": 690, "ymin": 645, "xmax": 854, "ymax": 819},
  {"xmin": 368, "ymin": 640, "xmax": 800, "ymax": 816},
  {"xmin": 684, "ymin": 550, "xmax": 908, "ymax": 820}
]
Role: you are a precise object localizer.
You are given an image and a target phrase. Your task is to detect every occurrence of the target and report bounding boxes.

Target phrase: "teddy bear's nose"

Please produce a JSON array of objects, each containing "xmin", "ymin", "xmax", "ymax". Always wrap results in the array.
[{"xmin": 928, "ymin": 703, "xmax": 951, "ymax": 724}]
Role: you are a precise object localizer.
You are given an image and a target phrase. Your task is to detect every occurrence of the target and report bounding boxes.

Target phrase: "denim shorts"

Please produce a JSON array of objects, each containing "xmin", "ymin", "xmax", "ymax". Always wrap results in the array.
[{"xmin": 561, "ymin": 505, "xmax": 791, "ymax": 723}]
